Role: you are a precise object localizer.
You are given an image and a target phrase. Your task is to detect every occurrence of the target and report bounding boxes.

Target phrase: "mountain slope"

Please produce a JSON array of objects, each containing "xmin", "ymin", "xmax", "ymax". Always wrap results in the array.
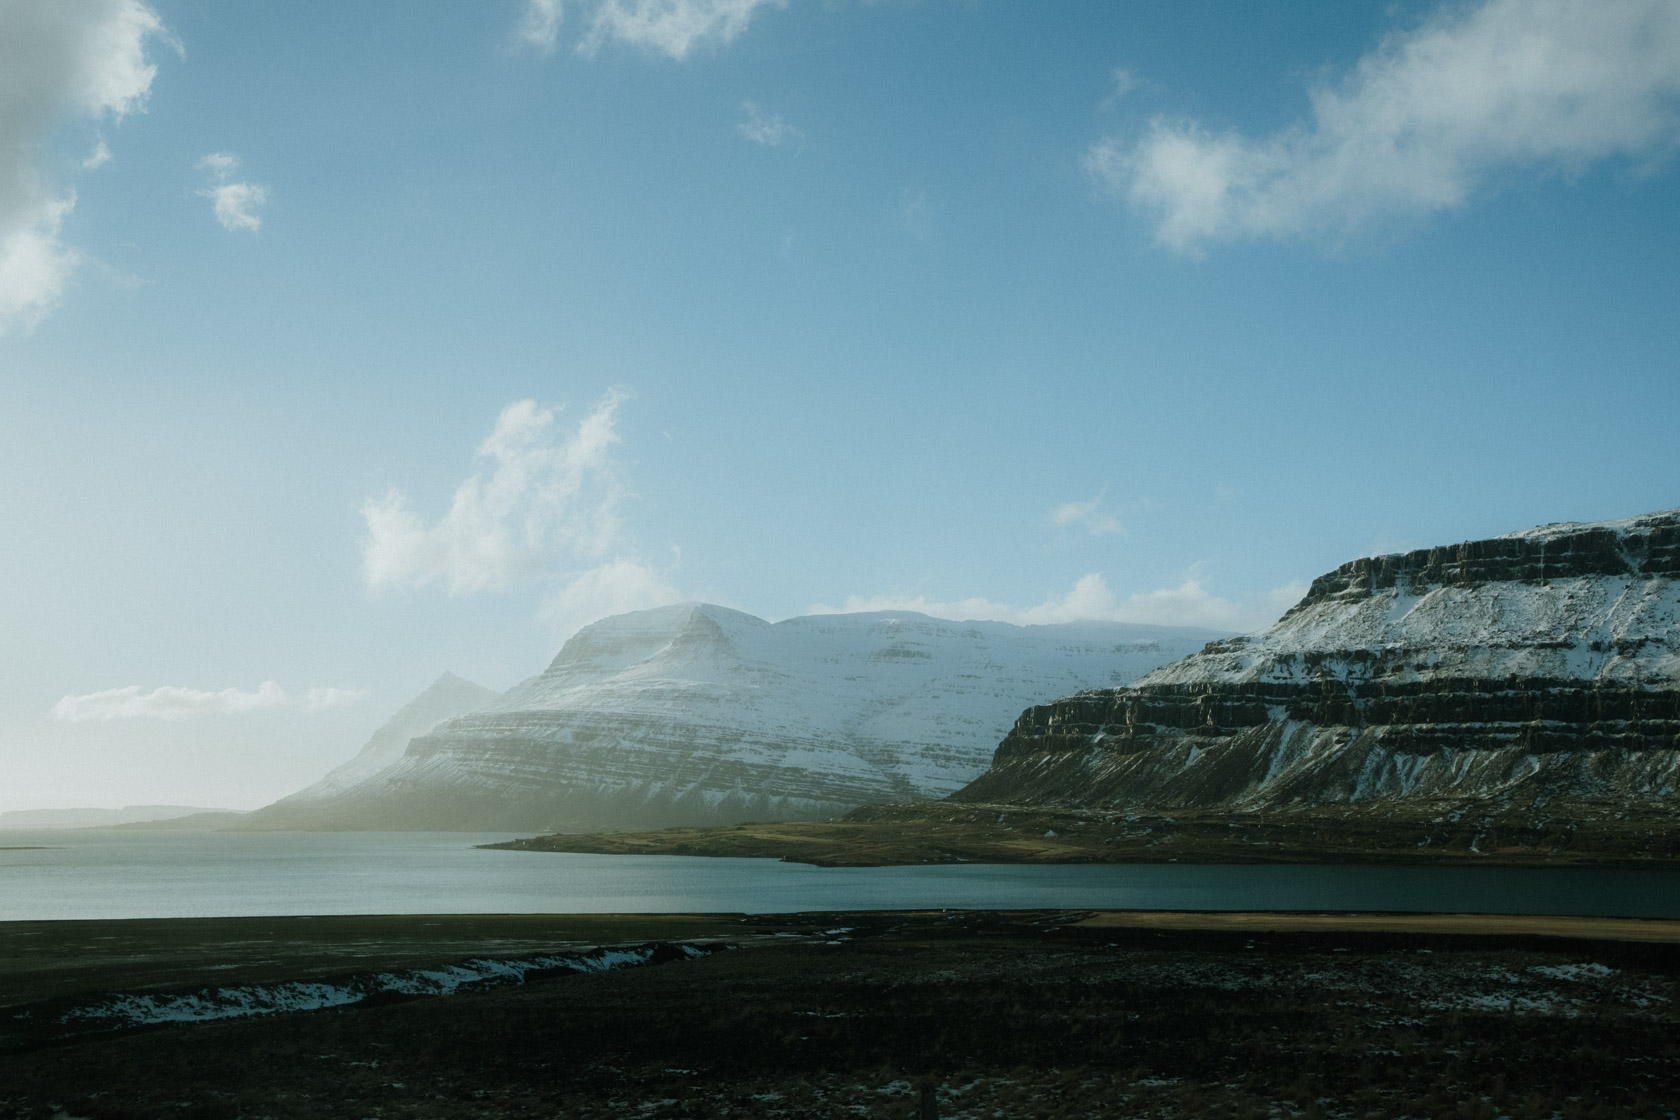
[
  {"xmin": 254, "ymin": 605, "xmax": 1227, "ymax": 831},
  {"xmin": 953, "ymin": 508, "xmax": 1680, "ymax": 821},
  {"xmin": 239, "ymin": 671, "xmax": 501, "ymax": 829}
]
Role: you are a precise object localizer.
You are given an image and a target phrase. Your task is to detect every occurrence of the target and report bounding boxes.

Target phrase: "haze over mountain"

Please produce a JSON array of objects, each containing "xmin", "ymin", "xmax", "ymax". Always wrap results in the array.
[
  {"xmin": 955, "ymin": 508, "xmax": 1680, "ymax": 828},
  {"xmin": 0, "ymin": 806, "xmax": 239, "ymax": 831},
  {"xmin": 238, "ymin": 672, "xmax": 502, "ymax": 829},
  {"xmin": 243, "ymin": 605, "xmax": 1227, "ymax": 832}
]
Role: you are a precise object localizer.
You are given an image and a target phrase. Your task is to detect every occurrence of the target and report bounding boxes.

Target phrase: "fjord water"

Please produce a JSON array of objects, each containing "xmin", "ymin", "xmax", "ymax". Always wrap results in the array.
[{"xmin": 3, "ymin": 830, "xmax": 1678, "ymax": 921}]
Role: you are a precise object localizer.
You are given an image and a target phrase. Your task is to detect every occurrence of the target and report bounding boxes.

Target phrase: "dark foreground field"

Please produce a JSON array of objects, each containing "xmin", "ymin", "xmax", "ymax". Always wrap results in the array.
[{"xmin": 5, "ymin": 910, "xmax": 1680, "ymax": 1120}]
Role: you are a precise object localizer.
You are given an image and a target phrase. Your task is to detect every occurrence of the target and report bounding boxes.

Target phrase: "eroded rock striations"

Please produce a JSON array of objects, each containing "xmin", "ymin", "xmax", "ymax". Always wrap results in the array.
[
  {"xmin": 954, "ymin": 509, "xmax": 1680, "ymax": 823},
  {"xmin": 251, "ymin": 605, "xmax": 1224, "ymax": 832}
]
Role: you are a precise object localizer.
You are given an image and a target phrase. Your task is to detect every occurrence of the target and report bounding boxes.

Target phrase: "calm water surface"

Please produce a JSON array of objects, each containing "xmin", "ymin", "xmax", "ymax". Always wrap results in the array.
[{"xmin": 3, "ymin": 830, "xmax": 1678, "ymax": 921}]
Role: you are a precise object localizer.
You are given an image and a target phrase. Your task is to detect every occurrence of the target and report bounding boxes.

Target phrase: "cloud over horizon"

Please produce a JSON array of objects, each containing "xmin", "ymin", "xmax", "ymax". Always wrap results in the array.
[
  {"xmin": 362, "ymin": 391, "xmax": 681, "ymax": 638},
  {"xmin": 1091, "ymin": 0, "xmax": 1680, "ymax": 251},
  {"xmin": 0, "ymin": 0, "xmax": 170, "ymax": 335},
  {"xmin": 810, "ymin": 572, "xmax": 1309, "ymax": 634},
  {"xmin": 51, "ymin": 681, "xmax": 365, "ymax": 722}
]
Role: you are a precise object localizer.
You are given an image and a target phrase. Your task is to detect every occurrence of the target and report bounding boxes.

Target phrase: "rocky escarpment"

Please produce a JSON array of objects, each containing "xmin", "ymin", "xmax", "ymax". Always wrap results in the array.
[
  {"xmin": 254, "ymin": 604, "xmax": 1225, "ymax": 832},
  {"xmin": 954, "ymin": 509, "xmax": 1680, "ymax": 822}
]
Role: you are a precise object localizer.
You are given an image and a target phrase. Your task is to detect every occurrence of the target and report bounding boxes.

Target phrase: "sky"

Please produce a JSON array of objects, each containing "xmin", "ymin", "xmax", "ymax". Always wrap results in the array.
[{"xmin": 2, "ymin": 0, "xmax": 1678, "ymax": 812}]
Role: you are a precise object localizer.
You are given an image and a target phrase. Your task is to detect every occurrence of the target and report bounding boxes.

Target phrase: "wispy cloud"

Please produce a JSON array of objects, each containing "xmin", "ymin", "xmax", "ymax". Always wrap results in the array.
[
  {"xmin": 738, "ymin": 100, "xmax": 802, "ymax": 147},
  {"xmin": 362, "ymin": 392, "xmax": 629, "ymax": 594},
  {"xmin": 516, "ymin": 0, "xmax": 786, "ymax": 60},
  {"xmin": 304, "ymin": 687, "xmax": 368, "ymax": 712},
  {"xmin": 899, "ymin": 184, "xmax": 932, "ymax": 241},
  {"xmin": 196, "ymin": 152, "xmax": 268, "ymax": 232},
  {"xmin": 1090, "ymin": 0, "xmax": 1680, "ymax": 252},
  {"xmin": 811, "ymin": 573, "xmax": 1309, "ymax": 633},
  {"xmin": 0, "ymin": 0, "xmax": 170, "ymax": 335},
  {"xmin": 583, "ymin": 0, "xmax": 786, "ymax": 58},
  {"xmin": 537, "ymin": 555, "xmax": 682, "ymax": 637},
  {"xmin": 1101, "ymin": 67, "xmax": 1137, "ymax": 108},
  {"xmin": 52, "ymin": 682, "xmax": 365, "ymax": 722},
  {"xmin": 514, "ymin": 0, "xmax": 564, "ymax": 55},
  {"xmin": 1050, "ymin": 493, "xmax": 1124, "ymax": 537},
  {"xmin": 363, "ymin": 390, "xmax": 681, "ymax": 636}
]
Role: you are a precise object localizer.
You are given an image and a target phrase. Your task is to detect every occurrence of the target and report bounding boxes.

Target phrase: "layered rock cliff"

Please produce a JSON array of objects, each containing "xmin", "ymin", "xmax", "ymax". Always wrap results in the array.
[
  {"xmin": 954, "ymin": 509, "xmax": 1680, "ymax": 819},
  {"xmin": 252, "ymin": 604, "xmax": 1225, "ymax": 832}
]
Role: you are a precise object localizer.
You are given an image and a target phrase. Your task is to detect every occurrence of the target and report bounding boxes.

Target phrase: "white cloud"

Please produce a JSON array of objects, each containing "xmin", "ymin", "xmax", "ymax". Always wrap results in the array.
[
  {"xmin": 196, "ymin": 151, "xmax": 238, "ymax": 178},
  {"xmin": 521, "ymin": 0, "xmax": 785, "ymax": 60},
  {"xmin": 738, "ymin": 100, "xmax": 802, "ymax": 146},
  {"xmin": 0, "ymin": 0, "xmax": 169, "ymax": 335},
  {"xmin": 203, "ymin": 182, "xmax": 268, "ymax": 232},
  {"xmin": 1050, "ymin": 494, "xmax": 1124, "ymax": 537},
  {"xmin": 51, "ymin": 681, "xmax": 365, "ymax": 722},
  {"xmin": 0, "ymin": 195, "xmax": 81, "ymax": 336},
  {"xmin": 364, "ymin": 391, "xmax": 685, "ymax": 637},
  {"xmin": 537, "ymin": 556, "xmax": 683, "ymax": 637},
  {"xmin": 1103, "ymin": 67, "xmax": 1137, "ymax": 106},
  {"xmin": 363, "ymin": 389, "xmax": 638, "ymax": 585},
  {"xmin": 1090, "ymin": 0, "xmax": 1680, "ymax": 252},
  {"xmin": 810, "ymin": 573, "xmax": 1310, "ymax": 634},
  {"xmin": 584, "ymin": 0, "xmax": 785, "ymax": 59},
  {"xmin": 515, "ymin": 0, "xmax": 564, "ymax": 55},
  {"xmin": 82, "ymin": 138, "xmax": 112, "ymax": 169},
  {"xmin": 196, "ymin": 152, "xmax": 268, "ymax": 232}
]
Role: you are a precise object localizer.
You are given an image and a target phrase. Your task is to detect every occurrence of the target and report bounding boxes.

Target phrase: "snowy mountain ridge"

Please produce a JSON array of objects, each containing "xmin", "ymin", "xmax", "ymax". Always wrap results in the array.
[{"xmin": 249, "ymin": 604, "xmax": 1227, "ymax": 831}]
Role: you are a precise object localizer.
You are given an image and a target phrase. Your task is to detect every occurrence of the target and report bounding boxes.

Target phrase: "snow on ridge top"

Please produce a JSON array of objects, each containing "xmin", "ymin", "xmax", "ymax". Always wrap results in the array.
[
  {"xmin": 775, "ymin": 610, "xmax": 1228, "ymax": 644},
  {"xmin": 1496, "ymin": 506, "xmax": 1680, "ymax": 541},
  {"xmin": 1114, "ymin": 508, "xmax": 1680, "ymax": 694},
  {"xmin": 489, "ymin": 601, "xmax": 1232, "ymax": 721}
]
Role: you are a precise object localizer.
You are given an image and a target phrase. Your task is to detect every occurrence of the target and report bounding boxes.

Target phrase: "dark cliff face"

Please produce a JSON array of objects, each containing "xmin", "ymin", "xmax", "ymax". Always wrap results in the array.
[
  {"xmin": 953, "ymin": 509, "xmax": 1680, "ymax": 815},
  {"xmin": 1286, "ymin": 515, "xmax": 1680, "ymax": 616}
]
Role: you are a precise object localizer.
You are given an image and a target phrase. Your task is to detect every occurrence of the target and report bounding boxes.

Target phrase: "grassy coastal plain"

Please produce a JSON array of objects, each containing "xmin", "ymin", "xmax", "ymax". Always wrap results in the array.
[
  {"xmin": 5, "ymin": 909, "xmax": 1680, "ymax": 1119},
  {"xmin": 486, "ymin": 801, "xmax": 1680, "ymax": 868}
]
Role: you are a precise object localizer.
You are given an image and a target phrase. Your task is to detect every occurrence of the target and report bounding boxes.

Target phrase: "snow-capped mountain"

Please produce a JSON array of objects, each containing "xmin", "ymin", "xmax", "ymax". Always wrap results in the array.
[
  {"xmin": 251, "ymin": 604, "xmax": 1226, "ymax": 831},
  {"xmin": 954, "ymin": 508, "xmax": 1680, "ymax": 815}
]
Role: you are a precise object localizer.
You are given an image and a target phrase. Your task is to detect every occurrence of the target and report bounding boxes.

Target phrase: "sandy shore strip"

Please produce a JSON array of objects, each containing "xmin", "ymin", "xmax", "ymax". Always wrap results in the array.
[{"xmin": 1075, "ymin": 909, "xmax": 1680, "ymax": 941}]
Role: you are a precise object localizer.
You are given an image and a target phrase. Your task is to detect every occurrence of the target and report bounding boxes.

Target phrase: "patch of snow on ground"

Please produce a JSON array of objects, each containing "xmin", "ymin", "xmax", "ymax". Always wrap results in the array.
[{"xmin": 57, "ymin": 943, "xmax": 713, "ymax": 1030}]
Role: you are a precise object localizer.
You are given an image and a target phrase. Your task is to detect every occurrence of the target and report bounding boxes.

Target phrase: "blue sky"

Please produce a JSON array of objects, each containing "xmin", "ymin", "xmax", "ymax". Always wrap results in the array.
[{"xmin": 3, "ymin": 0, "xmax": 1678, "ymax": 811}]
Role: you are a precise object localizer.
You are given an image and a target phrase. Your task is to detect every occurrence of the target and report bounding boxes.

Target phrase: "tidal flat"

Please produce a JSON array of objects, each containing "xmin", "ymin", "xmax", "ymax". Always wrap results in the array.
[{"xmin": 4, "ymin": 910, "xmax": 1679, "ymax": 1119}]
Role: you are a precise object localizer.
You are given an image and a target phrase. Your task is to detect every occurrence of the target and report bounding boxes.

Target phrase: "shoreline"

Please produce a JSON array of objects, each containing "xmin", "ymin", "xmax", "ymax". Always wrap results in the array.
[
  {"xmin": 8, "ymin": 908, "xmax": 1680, "ymax": 1010},
  {"xmin": 484, "ymin": 802, "xmax": 1680, "ymax": 869}
]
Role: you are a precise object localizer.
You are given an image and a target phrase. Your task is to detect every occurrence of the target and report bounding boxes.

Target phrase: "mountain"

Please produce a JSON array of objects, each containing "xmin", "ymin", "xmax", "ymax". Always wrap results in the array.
[
  {"xmin": 953, "ymin": 508, "xmax": 1680, "ymax": 826},
  {"xmin": 247, "ymin": 604, "xmax": 1227, "ymax": 832},
  {"xmin": 103, "ymin": 811, "xmax": 250, "ymax": 831},
  {"xmin": 237, "ymin": 671, "xmax": 501, "ymax": 829},
  {"xmin": 0, "ymin": 805, "xmax": 239, "ymax": 830}
]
